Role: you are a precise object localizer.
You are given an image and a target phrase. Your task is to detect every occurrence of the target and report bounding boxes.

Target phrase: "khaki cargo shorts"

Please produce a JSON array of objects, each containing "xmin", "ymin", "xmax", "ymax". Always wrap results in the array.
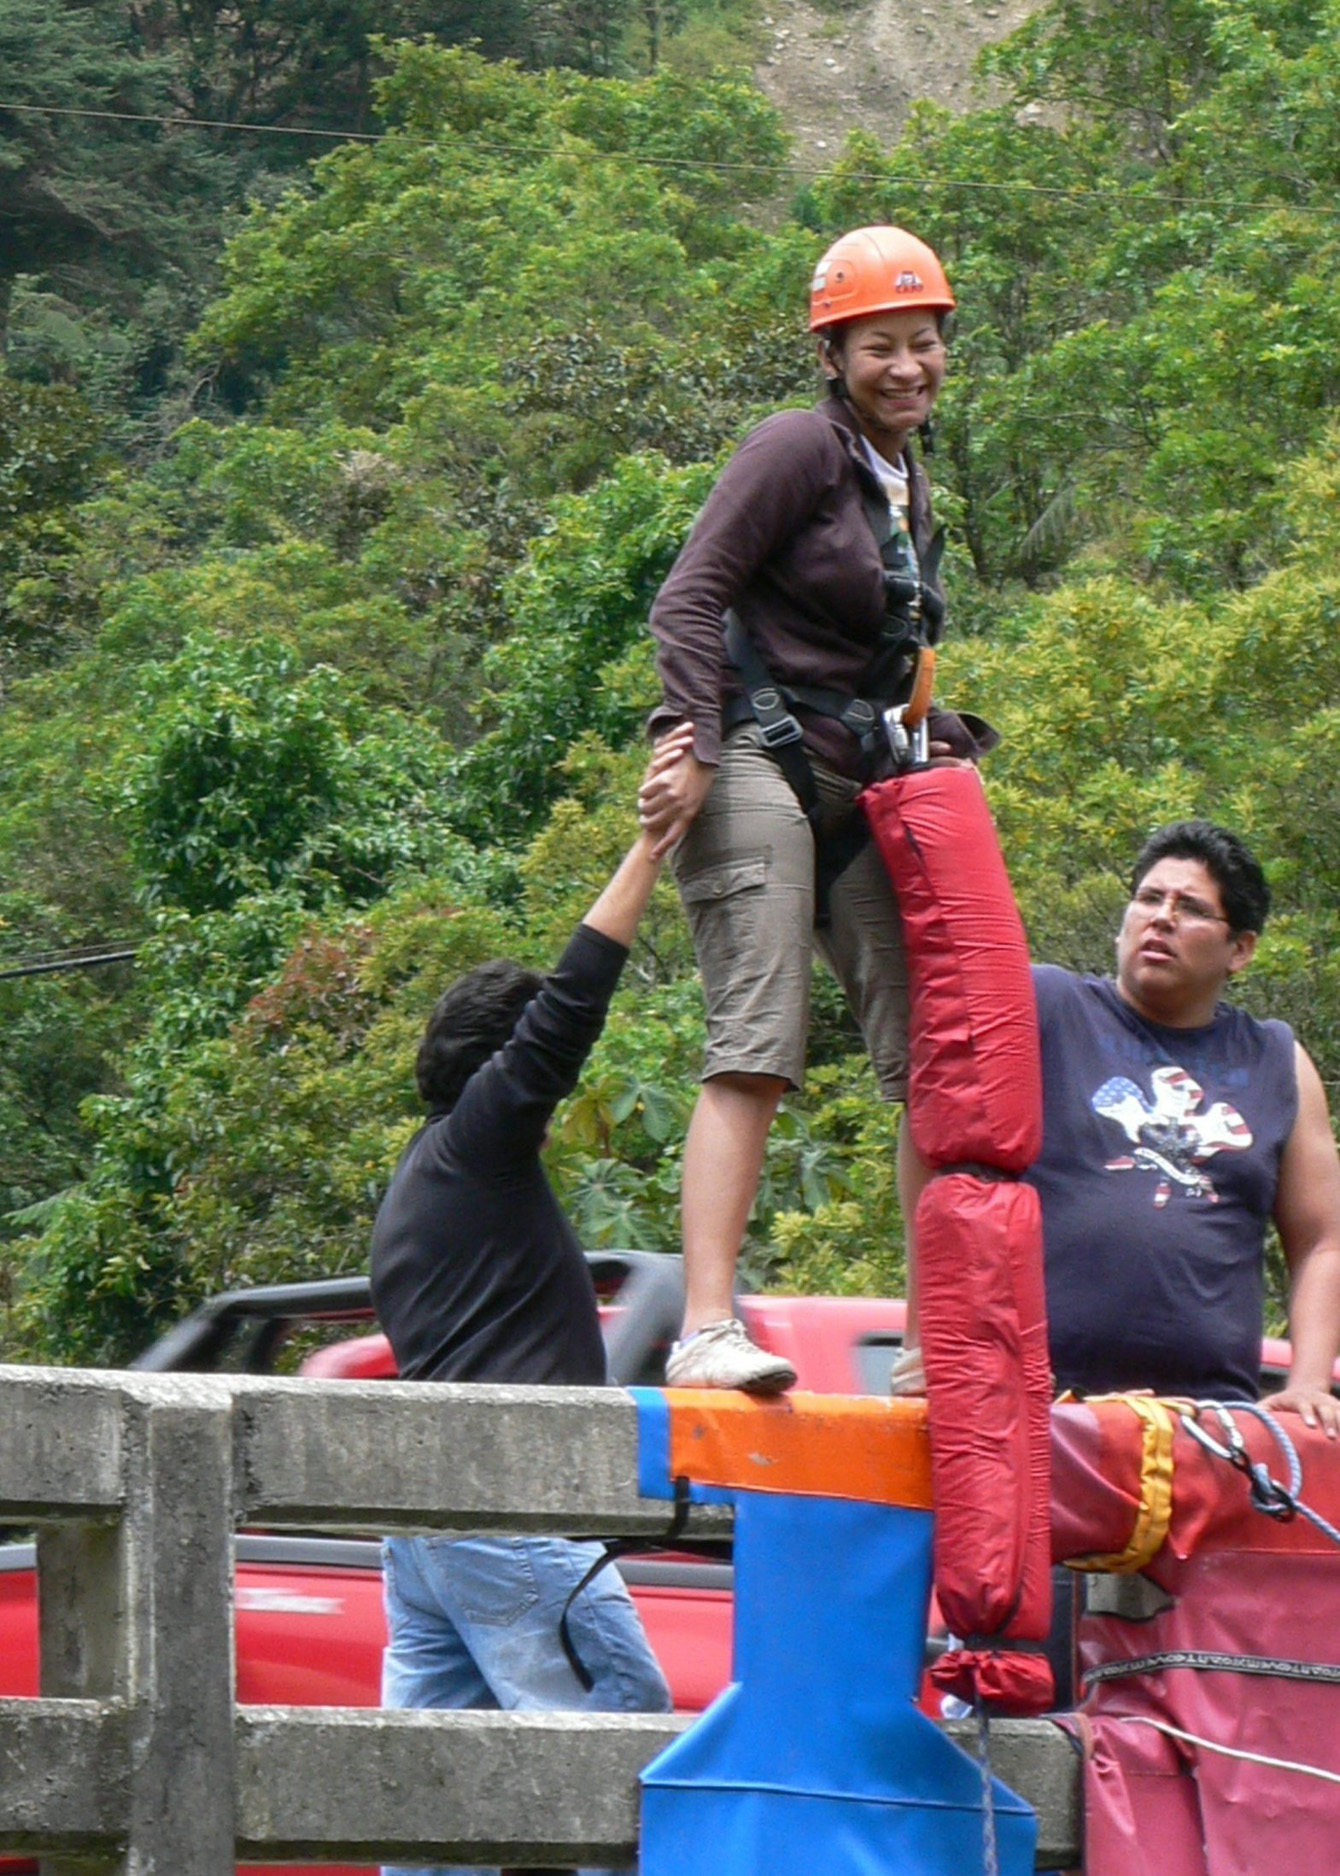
[{"xmin": 672, "ymin": 727, "xmax": 909, "ymax": 1098}]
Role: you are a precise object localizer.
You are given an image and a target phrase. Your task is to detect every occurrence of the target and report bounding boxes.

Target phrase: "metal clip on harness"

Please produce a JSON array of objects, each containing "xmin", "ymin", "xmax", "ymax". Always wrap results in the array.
[
  {"xmin": 750, "ymin": 689, "xmax": 805, "ymax": 751},
  {"xmin": 882, "ymin": 646, "xmax": 937, "ymax": 771}
]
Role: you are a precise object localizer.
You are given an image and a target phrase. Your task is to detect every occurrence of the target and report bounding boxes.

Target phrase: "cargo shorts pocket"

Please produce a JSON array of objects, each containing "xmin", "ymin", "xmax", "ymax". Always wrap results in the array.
[
  {"xmin": 677, "ymin": 854, "xmax": 767, "ymax": 907},
  {"xmin": 677, "ymin": 853, "xmax": 775, "ymax": 992}
]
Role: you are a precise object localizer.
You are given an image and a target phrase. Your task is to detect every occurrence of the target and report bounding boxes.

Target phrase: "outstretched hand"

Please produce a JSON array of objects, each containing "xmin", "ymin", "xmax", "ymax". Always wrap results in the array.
[{"xmin": 638, "ymin": 724, "xmax": 715, "ymax": 860}]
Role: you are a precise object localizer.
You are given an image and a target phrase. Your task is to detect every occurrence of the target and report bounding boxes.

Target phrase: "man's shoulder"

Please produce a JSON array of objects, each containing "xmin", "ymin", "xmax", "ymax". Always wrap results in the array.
[
  {"xmin": 1031, "ymin": 962, "xmax": 1078, "ymax": 990},
  {"xmin": 1030, "ymin": 962, "xmax": 1104, "ymax": 1010},
  {"xmin": 378, "ymin": 1115, "xmax": 435, "ymax": 1185},
  {"xmin": 1214, "ymin": 998, "xmax": 1294, "ymax": 1043},
  {"xmin": 377, "ymin": 1105, "xmax": 522, "ymax": 1203},
  {"xmin": 1210, "ymin": 1000, "xmax": 1296, "ymax": 1073}
]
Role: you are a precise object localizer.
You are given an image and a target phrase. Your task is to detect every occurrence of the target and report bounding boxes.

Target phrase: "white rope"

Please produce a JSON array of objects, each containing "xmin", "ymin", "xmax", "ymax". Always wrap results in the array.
[{"xmin": 1121, "ymin": 1716, "xmax": 1340, "ymax": 1786}]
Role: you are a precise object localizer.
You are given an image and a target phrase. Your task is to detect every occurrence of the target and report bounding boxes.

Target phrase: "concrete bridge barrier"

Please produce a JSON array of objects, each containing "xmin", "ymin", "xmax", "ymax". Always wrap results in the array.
[{"xmin": 0, "ymin": 1366, "xmax": 1080, "ymax": 1871}]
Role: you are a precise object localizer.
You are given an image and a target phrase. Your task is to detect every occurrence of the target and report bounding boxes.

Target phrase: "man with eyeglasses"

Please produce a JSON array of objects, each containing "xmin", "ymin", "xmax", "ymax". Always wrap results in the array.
[{"xmin": 1027, "ymin": 819, "xmax": 1340, "ymax": 1432}]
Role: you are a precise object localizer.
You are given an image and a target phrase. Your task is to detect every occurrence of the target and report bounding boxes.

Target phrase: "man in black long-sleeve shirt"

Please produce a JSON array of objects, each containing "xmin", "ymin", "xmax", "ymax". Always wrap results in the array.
[
  {"xmin": 371, "ymin": 928, "xmax": 616, "ymax": 1387},
  {"xmin": 371, "ymin": 751, "xmax": 690, "ymax": 1876}
]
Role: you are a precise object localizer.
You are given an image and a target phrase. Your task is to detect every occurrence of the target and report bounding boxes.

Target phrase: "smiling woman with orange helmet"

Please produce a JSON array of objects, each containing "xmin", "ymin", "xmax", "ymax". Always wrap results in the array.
[
  {"xmin": 809, "ymin": 222, "xmax": 955, "ymax": 424},
  {"xmin": 637, "ymin": 224, "xmax": 995, "ymax": 1395}
]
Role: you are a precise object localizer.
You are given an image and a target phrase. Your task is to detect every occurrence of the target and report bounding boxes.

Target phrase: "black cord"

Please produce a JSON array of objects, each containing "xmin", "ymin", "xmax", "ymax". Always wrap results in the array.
[{"xmin": 559, "ymin": 1477, "xmax": 692, "ymax": 1692}]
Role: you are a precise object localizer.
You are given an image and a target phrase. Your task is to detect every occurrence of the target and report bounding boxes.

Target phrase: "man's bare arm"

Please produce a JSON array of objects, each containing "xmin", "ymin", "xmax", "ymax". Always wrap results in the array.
[{"xmin": 1271, "ymin": 1042, "xmax": 1340, "ymax": 1437}]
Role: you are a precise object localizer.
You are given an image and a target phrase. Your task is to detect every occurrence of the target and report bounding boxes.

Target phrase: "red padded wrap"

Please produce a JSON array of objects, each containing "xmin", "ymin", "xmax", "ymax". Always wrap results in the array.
[
  {"xmin": 918, "ymin": 1175, "xmax": 1052, "ymax": 1661},
  {"xmin": 928, "ymin": 1647, "xmax": 1054, "ymax": 1715},
  {"xmin": 860, "ymin": 769, "xmax": 1041, "ymax": 1171}
]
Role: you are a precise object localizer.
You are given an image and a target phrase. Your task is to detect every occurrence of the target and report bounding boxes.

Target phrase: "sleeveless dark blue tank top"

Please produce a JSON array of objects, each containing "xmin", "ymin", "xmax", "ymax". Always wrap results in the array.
[{"xmin": 1026, "ymin": 966, "xmax": 1297, "ymax": 1401}]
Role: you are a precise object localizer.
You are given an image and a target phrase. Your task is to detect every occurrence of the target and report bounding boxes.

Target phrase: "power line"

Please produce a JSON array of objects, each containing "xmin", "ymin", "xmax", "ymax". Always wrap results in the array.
[
  {"xmin": 0, "ymin": 99, "xmax": 380, "ymax": 142},
  {"xmin": 0, "ymin": 947, "xmax": 138, "ymax": 983},
  {"xmin": 3, "ymin": 96, "xmax": 1340, "ymax": 220}
]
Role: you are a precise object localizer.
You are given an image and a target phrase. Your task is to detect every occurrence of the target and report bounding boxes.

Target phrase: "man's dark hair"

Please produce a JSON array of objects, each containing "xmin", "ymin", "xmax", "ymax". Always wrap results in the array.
[
  {"xmin": 415, "ymin": 959, "xmax": 544, "ymax": 1111},
  {"xmin": 1131, "ymin": 820, "xmax": 1271, "ymax": 935}
]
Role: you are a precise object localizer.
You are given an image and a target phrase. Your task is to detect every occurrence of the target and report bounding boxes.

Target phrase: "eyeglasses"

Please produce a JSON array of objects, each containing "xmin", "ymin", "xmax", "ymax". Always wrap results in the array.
[{"xmin": 1130, "ymin": 886, "xmax": 1231, "ymax": 926}]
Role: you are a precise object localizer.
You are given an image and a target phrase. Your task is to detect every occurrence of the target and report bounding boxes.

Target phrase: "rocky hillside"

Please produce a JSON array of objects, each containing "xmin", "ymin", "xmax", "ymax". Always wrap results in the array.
[{"xmin": 753, "ymin": 0, "xmax": 1039, "ymax": 163}]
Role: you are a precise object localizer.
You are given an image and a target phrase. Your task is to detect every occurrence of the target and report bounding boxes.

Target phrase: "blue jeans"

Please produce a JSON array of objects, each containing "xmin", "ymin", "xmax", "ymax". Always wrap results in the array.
[{"xmin": 381, "ymin": 1534, "xmax": 672, "ymax": 1876}]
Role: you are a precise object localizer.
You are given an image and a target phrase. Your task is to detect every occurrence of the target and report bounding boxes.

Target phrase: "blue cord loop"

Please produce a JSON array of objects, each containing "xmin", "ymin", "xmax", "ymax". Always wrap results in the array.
[
  {"xmin": 972, "ymin": 1694, "xmax": 1000, "ymax": 1876},
  {"xmin": 1179, "ymin": 1401, "xmax": 1340, "ymax": 1545}
]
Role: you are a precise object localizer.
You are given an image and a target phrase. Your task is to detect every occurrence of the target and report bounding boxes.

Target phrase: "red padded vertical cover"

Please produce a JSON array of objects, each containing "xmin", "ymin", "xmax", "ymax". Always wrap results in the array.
[
  {"xmin": 917, "ymin": 1174, "xmax": 1052, "ymax": 1647},
  {"xmin": 863, "ymin": 769, "xmax": 1052, "ymax": 1711},
  {"xmin": 860, "ymin": 768, "xmax": 1041, "ymax": 1172}
]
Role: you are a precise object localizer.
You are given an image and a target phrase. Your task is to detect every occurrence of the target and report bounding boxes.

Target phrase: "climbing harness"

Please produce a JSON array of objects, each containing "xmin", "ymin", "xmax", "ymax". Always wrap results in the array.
[
  {"xmin": 882, "ymin": 644, "xmax": 937, "ymax": 769},
  {"xmin": 720, "ymin": 444, "xmax": 946, "ymax": 920},
  {"xmin": 721, "ymin": 472, "xmax": 944, "ymax": 774}
]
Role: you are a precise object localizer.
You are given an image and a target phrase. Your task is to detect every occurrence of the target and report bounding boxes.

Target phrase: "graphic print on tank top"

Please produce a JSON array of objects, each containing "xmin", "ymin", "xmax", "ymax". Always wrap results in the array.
[{"xmin": 1091, "ymin": 1064, "xmax": 1252, "ymax": 1209}]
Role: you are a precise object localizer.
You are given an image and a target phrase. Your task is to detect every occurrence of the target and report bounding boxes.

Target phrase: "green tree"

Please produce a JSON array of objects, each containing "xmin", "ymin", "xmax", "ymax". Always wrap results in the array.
[
  {"xmin": 0, "ymin": 371, "xmax": 104, "ymax": 673},
  {"xmin": 983, "ymin": 0, "xmax": 1230, "ymax": 160},
  {"xmin": 115, "ymin": 631, "xmax": 453, "ymax": 914},
  {"xmin": 0, "ymin": 0, "xmax": 266, "ymax": 428},
  {"xmin": 18, "ymin": 3, "xmax": 1340, "ymax": 1368},
  {"xmin": 446, "ymin": 452, "xmax": 716, "ymax": 844}
]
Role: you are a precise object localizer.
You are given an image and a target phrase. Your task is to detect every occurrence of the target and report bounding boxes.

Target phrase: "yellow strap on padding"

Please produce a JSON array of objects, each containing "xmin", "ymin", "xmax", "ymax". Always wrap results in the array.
[{"xmin": 1064, "ymin": 1393, "xmax": 1178, "ymax": 1573}]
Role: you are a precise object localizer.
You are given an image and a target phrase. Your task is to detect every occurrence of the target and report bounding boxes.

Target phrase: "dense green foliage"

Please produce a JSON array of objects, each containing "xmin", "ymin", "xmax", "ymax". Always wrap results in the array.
[
  {"xmin": 0, "ymin": 0, "xmax": 757, "ymax": 445},
  {"xmin": 5, "ymin": 0, "xmax": 1340, "ymax": 1360}
]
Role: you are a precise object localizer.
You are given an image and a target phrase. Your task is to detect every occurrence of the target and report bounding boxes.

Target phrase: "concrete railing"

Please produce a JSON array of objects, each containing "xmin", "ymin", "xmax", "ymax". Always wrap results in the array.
[{"xmin": 0, "ymin": 1366, "xmax": 1080, "ymax": 1871}]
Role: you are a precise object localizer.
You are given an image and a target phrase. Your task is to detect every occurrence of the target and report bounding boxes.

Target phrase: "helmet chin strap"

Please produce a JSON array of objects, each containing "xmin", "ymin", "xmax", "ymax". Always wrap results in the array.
[{"xmin": 820, "ymin": 335, "xmax": 847, "ymax": 403}]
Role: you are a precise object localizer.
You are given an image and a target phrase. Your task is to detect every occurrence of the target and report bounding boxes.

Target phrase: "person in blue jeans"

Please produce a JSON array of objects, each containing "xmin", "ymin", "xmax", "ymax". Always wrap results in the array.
[
  {"xmin": 380, "ymin": 1533, "xmax": 669, "ymax": 1876},
  {"xmin": 371, "ymin": 741, "xmax": 689, "ymax": 1876}
]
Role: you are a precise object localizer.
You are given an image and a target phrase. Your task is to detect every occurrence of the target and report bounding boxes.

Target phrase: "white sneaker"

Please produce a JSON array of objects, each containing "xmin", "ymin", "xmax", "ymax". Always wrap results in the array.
[
  {"xmin": 888, "ymin": 1343, "xmax": 926, "ymax": 1397},
  {"xmin": 665, "ymin": 1318, "xmax": 797, "ymax": 1395}
]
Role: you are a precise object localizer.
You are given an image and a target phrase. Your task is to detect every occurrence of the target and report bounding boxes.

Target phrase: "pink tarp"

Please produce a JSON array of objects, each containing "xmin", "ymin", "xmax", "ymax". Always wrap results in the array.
[{"xmin": 1052, "ymin": 1399, "xmax": 1340, "ymax": 1876}]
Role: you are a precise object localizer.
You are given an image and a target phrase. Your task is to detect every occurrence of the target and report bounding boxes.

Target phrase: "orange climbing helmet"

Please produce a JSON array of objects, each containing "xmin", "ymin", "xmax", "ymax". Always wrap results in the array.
[{"xmin": 808, "ymin": 225, "xmax": 955, "ymax": 332}]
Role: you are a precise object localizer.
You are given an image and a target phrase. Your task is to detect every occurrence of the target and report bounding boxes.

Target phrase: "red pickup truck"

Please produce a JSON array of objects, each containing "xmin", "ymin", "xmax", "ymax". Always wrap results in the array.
[{"xmin": 0, "ymin": 1255, "xmax": 1322, "ymax": 1876}]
